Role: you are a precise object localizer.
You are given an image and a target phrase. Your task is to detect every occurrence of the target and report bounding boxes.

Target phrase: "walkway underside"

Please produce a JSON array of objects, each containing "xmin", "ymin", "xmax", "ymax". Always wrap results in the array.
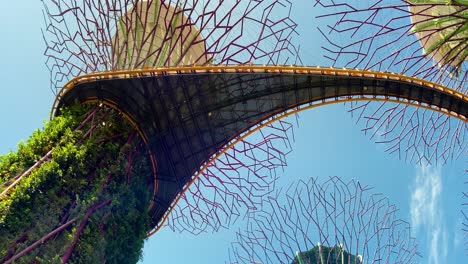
[{"xmin": 53, "ymin": 66, "xmax": 468, "ymax": 233}]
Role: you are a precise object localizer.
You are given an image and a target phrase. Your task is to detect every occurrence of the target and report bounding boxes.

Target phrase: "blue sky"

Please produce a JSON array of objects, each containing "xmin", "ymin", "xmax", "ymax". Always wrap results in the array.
[{"xmin": 0, "ymin": 1, "xmax": 466, "ymax": 263}]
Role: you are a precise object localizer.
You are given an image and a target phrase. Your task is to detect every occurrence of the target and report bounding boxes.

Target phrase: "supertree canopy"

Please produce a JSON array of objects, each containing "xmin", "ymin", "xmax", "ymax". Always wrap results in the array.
[
  {"xmin": 228, "ymin": 177, "xmax": 419, "ymax": 263},
  {"xmin": 314, "ymin": 0, "xmax": 467, "ymax": 164},
  {"xmin": 43, "ymin": 0, "xmax": 300, "ymax": 91},
  {"xmin": 408, "ymin": 1, "xmax": 467, "ymax": 76}
]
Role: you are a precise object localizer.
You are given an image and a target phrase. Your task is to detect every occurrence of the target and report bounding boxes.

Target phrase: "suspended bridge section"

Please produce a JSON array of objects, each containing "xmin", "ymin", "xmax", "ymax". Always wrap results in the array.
[{"xmin": 51, "ymin": 65, "xmax": 468, "ymax": 235}]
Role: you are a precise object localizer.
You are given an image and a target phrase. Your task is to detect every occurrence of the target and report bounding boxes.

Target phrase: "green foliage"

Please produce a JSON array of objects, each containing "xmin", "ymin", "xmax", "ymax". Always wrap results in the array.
[
  {"xmin": 0, "ymin": 107, "xmax": 80, "ymax": 187},
  {"xmin": 292, "ymin": 245, "xmax": 362, "ymax": 264},
  {"xmin": 0, "ymin": 104, "xmax": 152, "ymax": 263}
]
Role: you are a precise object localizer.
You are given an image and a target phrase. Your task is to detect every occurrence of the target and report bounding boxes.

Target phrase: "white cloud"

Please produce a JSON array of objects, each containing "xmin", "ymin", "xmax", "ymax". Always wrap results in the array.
[
  {"xmin": 410, "ymin": 165, "xmax": 447, "ymax": 264},
  {"xmin": 453, "ymin": 217, "xmax": 463, "ymax": 250}
]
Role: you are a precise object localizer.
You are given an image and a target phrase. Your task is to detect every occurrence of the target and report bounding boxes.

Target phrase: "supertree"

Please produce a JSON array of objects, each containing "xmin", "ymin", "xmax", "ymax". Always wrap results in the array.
[
  {"xmin": 42, "ymin": 0, "xmax": 302, "ymax": 236},
  {"xmin": 228, "ymin": 176, "xmax": 420, "ymax": 263},
  {"xmin": 313, "ymin": 0, "xmax": 467, "ymax": 165},
  {"xmin": 1, "ymin": 0, "xmax": 467, "ymax": 262},
  {"xmin": 1, "ymin": 0, "xmax": 299, "ymax": 262}
]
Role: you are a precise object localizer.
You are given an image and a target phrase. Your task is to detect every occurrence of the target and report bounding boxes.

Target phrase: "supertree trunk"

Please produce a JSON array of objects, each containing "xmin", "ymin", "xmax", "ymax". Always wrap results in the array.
[{"xmin": 0, "ymin": 105, "xmax": 153, "ymax": 262}]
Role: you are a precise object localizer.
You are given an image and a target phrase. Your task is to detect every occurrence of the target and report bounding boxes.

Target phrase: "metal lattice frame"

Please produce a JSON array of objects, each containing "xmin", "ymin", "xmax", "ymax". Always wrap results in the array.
[
  {"xmin": 229, "ymin": 176, "xmax": 420, "ymax": 264},
  {"xmin": 313, "ymin": 0, "xmax": 467, "ymax": 165}
]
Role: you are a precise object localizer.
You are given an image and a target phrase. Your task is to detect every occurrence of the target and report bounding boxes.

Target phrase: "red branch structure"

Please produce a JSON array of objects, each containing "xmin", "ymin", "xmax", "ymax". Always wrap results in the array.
[
  {"xmin": 167, "ymin": 120, "xmax": 294, "ymax": 234},
  {"xmin": 313, "ymin": 0, "xmax": 467, "ymax": 165},
  {"xmin": 229, "ymin": 176, "xmax": 420, "ymax": 263},
  {"xmin": 42, "ymin": 0, "xmax": 300, "ymax": 92}
]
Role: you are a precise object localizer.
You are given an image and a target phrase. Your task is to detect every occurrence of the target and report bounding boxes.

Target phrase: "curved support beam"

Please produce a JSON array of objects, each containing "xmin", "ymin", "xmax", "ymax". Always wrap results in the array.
[{"xmin": 52, "ymin": 65, "xmax": 468, "ymax": 234}]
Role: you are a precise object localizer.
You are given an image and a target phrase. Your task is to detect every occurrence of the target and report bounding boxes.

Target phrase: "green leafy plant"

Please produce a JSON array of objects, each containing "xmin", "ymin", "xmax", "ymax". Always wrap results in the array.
[{"xmin": 0, "ymin": 104, "xmax": 152, "ymax": 263}]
